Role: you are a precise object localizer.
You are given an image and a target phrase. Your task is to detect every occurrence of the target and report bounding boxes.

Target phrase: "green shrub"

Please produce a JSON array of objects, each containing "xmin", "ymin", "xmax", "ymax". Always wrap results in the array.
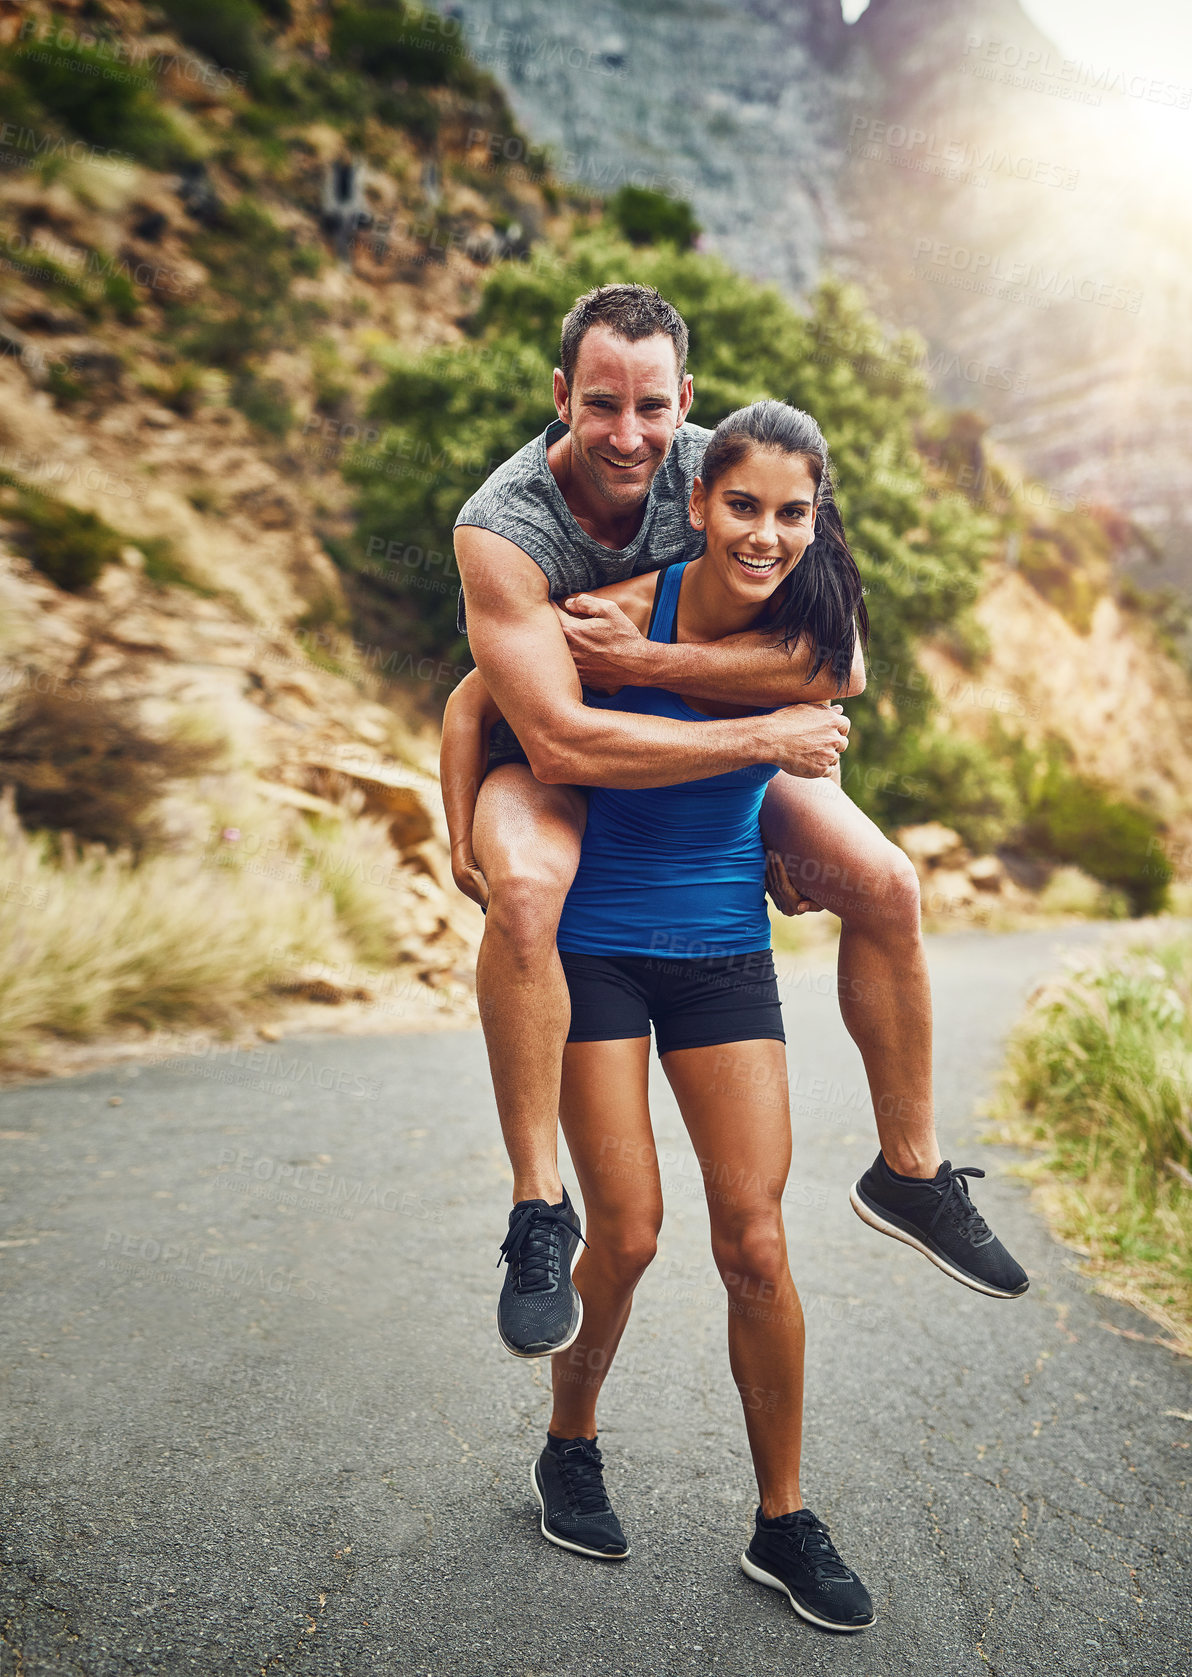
[
  {"xmin": 234, "ymin": 101, "xmax": 280, "ymax": 138},
  {"xmin": 1009, "ymin": 950, "xmax": 1192, "ymax": 1183},
  {"xmin": 311, "ymin": 337, "xmax": 352, "ymax": 414},
  {"xmin": 1037, "ymin": 865, "xmax": 1127, "ymax": 920},
  {"xmin": 101, "ymin": 267, "xmax": 139, "ymax": 321},
  {"xmin": 159, "ymin": 0, "xmax": 264, "ymax": 76},
  {"xmin": 157, "ymin": 360, "xmax": 208, "ymax": 417},
  {"xmin": 4, "ymin": 488, "xmax": 123, "ymax": 590},
  {"xmin": 45, "ymin": 364, "xmax": 88, "ymax": 407},
  {"xmin": 6, "ymin": 38, "xmax": 182, "ymax": 166},
  {"xmin": 1017, "ymin": 742, "xmax": 1171, "ymax": 916},
  {"xmin": 11, "ymin": 246, "xmax": 98, "ymax": 317},
  {"xmin": 1119, "ymin": 577, "xmax": 1192, "ymax": 678},
  {"xmin": 137, "ymin": 536, "xmax": 217, "ymax": 596},
  {"xmin": 296, "ymin": 591, "xmax": 351, "ymax": 636},
  {"xmin": 231, "ymin": 369, "xmax": 293, "ymax": 436},
  {"xmin": 609, "ymin": 186, "xmax": 699, "ymax": 249},
  {"xmin": 251, "ymin": 57, "xmax": 359, "ymax": 123},
  {"xmin": 845, "ymin": 726, "xmax": 1022, "ymax": 854},
  {"xmin": 1034, "ymin": 784, "xmax": 1170, "ymax": 915},
  {"xmin": 330, "ymin": 1, "xmax": 465, "ymax": 87},
  {"xmin": 1017, "ymin": 527, "xmax": 1101, "ymax": 632},
  {"xmin": 0, "ymin": 57, "xmax": 50, "ymax": 136},
  {"xmin": 7, "ymin": 239, "xmax": 139, "ymax": 323},
  {"xmin": 375, "ymin": 86, "xmax": 440, "ymax": 141}
]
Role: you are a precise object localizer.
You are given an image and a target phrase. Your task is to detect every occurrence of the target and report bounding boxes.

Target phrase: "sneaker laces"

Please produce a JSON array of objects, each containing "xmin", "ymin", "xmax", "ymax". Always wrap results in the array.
[
  {"xmin": 497, "ymin": 1202, "xmax": 587, "ymax": 1292},
  {"xmin": 774, "ymin": 1511, "xmax": 853, "ymax": 1580},
  {"xmin": 555, "ymin": 1439, "xmax": 611, "ymax": 1515},
  {"xmin": 928, "ymin": 1165, "xmax": 992, "ymax": 1242}
]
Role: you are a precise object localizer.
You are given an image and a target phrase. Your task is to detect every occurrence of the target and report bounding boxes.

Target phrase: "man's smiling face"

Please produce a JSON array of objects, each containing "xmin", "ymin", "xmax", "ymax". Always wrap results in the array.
[{"xmin": 553, "ymin": 326, "xmax": 694, "ymax": 512}]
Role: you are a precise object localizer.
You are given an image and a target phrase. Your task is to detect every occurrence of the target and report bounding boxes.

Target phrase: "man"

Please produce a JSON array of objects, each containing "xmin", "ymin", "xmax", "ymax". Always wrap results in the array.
[{"xmin": 449, "ymin": 283, "xmax": 1027, "ymax": 1360}]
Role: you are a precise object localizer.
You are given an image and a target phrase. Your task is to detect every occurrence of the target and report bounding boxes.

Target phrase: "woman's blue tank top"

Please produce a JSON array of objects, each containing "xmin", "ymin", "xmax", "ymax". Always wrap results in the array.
[{"xmin": 556, "ymin": 561, "xmax": 780, "ymax": 960}]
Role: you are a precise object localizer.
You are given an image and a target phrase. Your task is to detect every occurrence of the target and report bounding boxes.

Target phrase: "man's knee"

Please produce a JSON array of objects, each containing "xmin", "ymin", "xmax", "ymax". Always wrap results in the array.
[
  {"xmin": 484, "ymin": 863, "xmax": 571, "ymax": 953},
  {"xmin": 872, "ymin": 843, "xmax": 921, "ymax": 927},
  {"xmin": 837, "ymin": 841, "xmax": 921, "ymax": 932}
]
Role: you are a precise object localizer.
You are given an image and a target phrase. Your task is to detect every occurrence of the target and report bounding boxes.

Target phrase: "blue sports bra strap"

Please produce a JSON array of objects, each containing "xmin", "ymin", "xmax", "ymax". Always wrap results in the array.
[{"xmin": 647, "ymin": 560, "xmax": 687, "ymax": 645}]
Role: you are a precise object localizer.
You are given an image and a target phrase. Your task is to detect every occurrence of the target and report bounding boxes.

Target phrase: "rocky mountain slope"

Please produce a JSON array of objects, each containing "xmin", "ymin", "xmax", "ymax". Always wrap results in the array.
[
  {"xmin": 0, "ymin": 0, "xmax": 570, "ymax": 1054},
  {"xmin": 0, "ymin": 340, "xmax": 486, "ymax": 1029}
]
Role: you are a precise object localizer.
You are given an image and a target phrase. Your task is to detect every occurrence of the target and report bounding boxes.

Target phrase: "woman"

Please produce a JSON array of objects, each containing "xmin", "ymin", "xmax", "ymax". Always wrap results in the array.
[{"xmin": 441, "ymin": 400, "xmax": 874, "ymax": 1634}]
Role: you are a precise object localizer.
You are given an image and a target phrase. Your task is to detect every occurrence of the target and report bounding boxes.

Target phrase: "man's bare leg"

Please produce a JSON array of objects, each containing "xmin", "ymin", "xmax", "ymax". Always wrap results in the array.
[
  {"xmin": 761, "ymin": 772, "xmax": 941, "ymax": 1177},
  {"xmin": 471, "ymin": 762, "xmax": 587, "ymax": 1205}
]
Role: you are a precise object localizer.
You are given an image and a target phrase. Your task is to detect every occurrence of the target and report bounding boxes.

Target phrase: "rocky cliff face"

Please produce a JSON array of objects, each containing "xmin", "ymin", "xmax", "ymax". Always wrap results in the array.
[
  {"xmin": 439, "ymin": 0, "xmax": 1192, "ymax": 582},
  {"xmin": 845, "ymin": 0, "xmax": 1192, "ymax": 590},
  {"xmin": 0, "ymin": 27, "xmax": 516, "ymax": 1048},
  {"xmin": 439, "ymin": 0, "xmax": 854, "ymax": 292}
]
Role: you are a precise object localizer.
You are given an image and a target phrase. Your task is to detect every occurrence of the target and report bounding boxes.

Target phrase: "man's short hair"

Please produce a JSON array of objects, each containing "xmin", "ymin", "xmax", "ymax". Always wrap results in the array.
[{"xmin": 559, "ymin": 284, "xmax": 689, "ymax": 391}]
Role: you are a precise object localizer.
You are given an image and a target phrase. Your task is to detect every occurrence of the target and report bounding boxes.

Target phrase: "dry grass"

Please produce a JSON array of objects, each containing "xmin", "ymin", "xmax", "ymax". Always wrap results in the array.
[{"xmin": 0, "ymin": 778, "xmax": 425, "ymax": 1063}]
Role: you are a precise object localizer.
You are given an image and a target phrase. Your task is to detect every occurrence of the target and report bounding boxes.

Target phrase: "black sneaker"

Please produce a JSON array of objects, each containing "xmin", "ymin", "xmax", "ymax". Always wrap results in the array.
[
  {"xmin": 741, "ymin": 1506, "xmax": 874, "ymax": 1633},
  {"xmin": 531, "ymin": 1434, "xmax": 630, "ymax": 1560},
  {"xmin": 850, "ymin": 1154, "xmax": 1029, "ymax": 1298},
  {"xmin": 496, "ymin": 1187, "xmax": 585, "ymax": 1357}
]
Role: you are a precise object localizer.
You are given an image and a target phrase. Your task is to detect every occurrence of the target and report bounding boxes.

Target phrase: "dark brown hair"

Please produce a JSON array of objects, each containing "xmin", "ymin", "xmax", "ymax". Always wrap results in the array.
[
  {"xmin": 559, "ymin": 284, "xmax": 689, "ymax": 390},
  {"xmin": 701, "ymin": 399, "xmax": 870, "ymax": 692}
]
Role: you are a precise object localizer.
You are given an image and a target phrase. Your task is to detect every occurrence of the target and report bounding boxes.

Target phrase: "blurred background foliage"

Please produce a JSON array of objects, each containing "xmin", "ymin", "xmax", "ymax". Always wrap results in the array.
[{"xmin": 0, "ymin": 0, "xmax": 1175, "ymax": 918}]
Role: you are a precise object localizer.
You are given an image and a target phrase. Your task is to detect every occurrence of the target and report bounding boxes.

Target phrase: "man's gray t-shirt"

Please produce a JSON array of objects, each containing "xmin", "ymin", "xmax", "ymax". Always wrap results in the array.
[{"xmin": 454, "ymin": 416, "xmax": 713, "ymax": 637}]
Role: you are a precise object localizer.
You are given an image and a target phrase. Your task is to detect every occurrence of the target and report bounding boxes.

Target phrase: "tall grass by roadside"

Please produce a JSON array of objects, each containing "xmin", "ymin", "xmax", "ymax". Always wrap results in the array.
[
  {"xmin": 990, "ymin": 937, "xmax": 1192, "ymax": 1356},
  {"xmin": 0, "ymin": 782, "xmax": 419, "ymax": 1063}
]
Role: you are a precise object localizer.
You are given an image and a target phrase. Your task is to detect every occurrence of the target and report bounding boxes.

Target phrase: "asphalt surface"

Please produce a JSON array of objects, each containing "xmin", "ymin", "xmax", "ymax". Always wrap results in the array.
[{"xmin": 1, "ymin": 924, "xmax": 1190, "ymax": 1677}]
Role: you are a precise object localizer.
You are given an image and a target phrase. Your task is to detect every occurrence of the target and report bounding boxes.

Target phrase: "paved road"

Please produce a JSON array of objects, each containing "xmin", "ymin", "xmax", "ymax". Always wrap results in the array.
[{"xmin": 2, "ymin": 926, "xmax": 1189, "ymax": 1677}]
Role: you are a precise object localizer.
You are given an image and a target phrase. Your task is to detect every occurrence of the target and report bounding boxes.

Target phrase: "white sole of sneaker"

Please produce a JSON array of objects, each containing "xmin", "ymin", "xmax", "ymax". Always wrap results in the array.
[
  {"xmin": 530, "ymin": 1460, "xmax": 631, "ymax": 1560},
  {"xmin": 848, "ymin": 1183, "xmax": 1028, "ymax": 1299},
  {"xmin": 739, "ymin": 1551, "xmax": 874, "ymax": 1632},
  {"xmin": 497, "ymin": 1287, "xmax": 583, "ymax": 1359}
]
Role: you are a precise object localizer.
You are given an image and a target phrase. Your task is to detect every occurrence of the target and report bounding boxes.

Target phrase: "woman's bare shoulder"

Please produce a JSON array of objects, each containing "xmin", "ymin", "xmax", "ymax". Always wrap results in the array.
[{"xmin": 587, "ymin": 569, "xmax": 659, "ymax": 634}]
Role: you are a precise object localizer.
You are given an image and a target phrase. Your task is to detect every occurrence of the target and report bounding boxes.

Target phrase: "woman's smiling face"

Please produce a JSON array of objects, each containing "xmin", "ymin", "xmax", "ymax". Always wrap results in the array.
[{"xmin": 691, "ymin": 447, "xmax": 820, "ymax": 602}]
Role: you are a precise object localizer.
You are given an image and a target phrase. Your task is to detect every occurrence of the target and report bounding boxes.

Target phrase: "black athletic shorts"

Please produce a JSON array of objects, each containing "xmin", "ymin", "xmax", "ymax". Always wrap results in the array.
[
  {"xmin": 485, "ymin": 715, "xmax": 530, "ymax": 773},
  {"xmin": 558, "ymin": 947, "xmax": 785, "ymax": 1058},
  {"xmin": 484, "ymin": 686, "xmax": 605, "ymax": 776}
]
